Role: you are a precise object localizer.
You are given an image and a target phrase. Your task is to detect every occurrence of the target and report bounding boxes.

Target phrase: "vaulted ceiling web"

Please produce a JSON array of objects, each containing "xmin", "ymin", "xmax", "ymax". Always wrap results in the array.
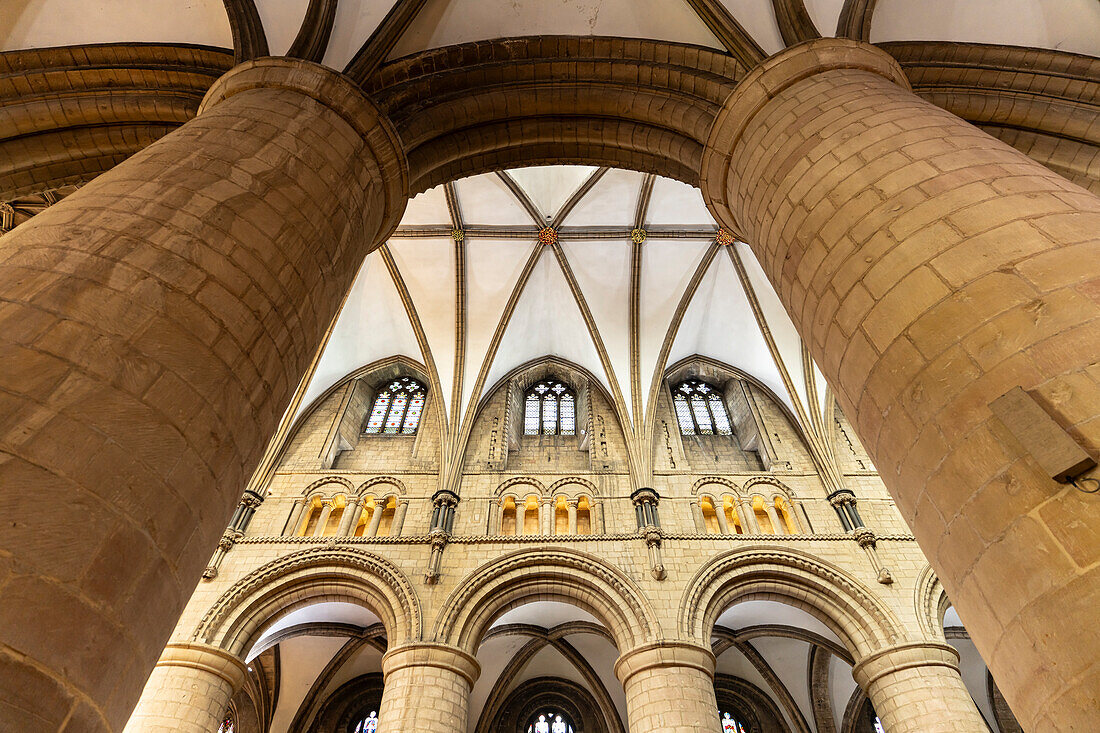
[
  {"xmin": 297, "ymin": 253, "xmax": 420, "ymax": 414},
  {"xmin": 386, "ymin": 0, "xmax": 725, "ymax": 60},
  {"xmin": 293, "ymin": 166, "xmax": 839, "ymax": 461},
  {"xmin": 462, "ymin": 238, "xmax": 538, "ymax": 411},
  {"xmin": 667, "ymin": 249, "xmax": 794, "ymax": 416},
  {"xmin": 484, "ymin": 246, "xmax": 610, "ymax": 400},
  {"xmin": 6, "ymin": 0, "xmax": 1098, "ymax": 58}
]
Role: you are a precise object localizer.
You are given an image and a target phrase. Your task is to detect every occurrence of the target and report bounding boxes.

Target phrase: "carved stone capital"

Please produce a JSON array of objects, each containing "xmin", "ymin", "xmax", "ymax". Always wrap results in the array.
[{"xmin": 852, "ymin": 527, "xmax": 877, "ymax": 549}]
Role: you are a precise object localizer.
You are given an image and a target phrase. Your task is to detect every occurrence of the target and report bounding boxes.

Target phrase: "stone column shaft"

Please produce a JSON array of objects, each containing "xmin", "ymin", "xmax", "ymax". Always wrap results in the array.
[
  {"xmin": 0, "ymin": 57, "xmax": 406, "ymax": 730},
  {"xmin": 615, "ymin": 642, "xmax": 718, "ymax": 733},
  {"xmin": 714, "ymin": 501, "xmax": 731, "ymax": 534},
  {"xmin": 739, "ymin": 499, "xmax": 759, "ymax": 534},
  {"xmin": 337, "ymin": 498, "xmax": 361, "ymax": 536},
  {"xmin": 540, "ymin": 499, "xmax": 552, "ymax": 535},
  {"xmin": 852, "ymin": 643, "xmax": 987, "ymax": 733},
  {"xmin": 392, "ymin": 500, "xmax": 408, "ymax": 536},
  {"xmin": 702, "ymin": 38, "xmax": 1100, "ymax": 728},
  {"xmin": 123, "ymin": 643, "xmax": 247, "ymax": 733},
  {"xmin": 366, "ymin": 502, "xmax": 385, "ymax": 537},
  {"xmin": 690, "ymin": 501, "xmax": 706, "ymax": 532},
  {"xmin": 764, "ymin": 502, "xmax": 785, "ymax": 535},
  {"xmin": 378, "ymin": 644, "xmax": 479, "ymax": 732},
  {"xmin": 284, "ymin": 499, "xmax": 307, "ymax": 536},
  {"xmin": 314, "ymin": 503, "xmax": 333, "ymax": 537},
  {"xmin": 567, "ymin": 499, "xmax": 578, "ymax": 534}
]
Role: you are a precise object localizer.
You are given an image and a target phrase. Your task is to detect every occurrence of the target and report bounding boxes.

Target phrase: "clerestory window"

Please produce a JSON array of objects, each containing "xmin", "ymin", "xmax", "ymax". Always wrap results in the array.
[
  {"xmin": 523, "ymin": 379, "xmax": 576, "ymax": 436},
  {"xmin": 672, "ymin": 379, "xmax": 732, "ymax": 435},
  {"xmin": 364, "ymin": 377, "xmax": 426, "ymax": 435}
]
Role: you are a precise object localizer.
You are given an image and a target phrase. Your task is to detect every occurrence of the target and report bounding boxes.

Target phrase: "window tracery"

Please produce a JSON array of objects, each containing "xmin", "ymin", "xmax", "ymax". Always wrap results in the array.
[
  {"xmin": 364, "ymin": 377, "xmax": 426, "ymax": 435},
  {"xmin": 524, "ymin": 380, "xmax": 576, "ymax": 436},
  {"xmin": 217, "ymin": 714, "xmax": 234, "ymax": 733},
  {"xmin": 672, "ymin": 380, "xmax": 732, "ymax": 436}
]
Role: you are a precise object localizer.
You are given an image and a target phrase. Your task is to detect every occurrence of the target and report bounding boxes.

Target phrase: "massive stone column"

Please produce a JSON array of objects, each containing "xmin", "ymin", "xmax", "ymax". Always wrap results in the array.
[
  {"xmin": 0, "ymin": 58, "xmax": 406, "ymax": 731},
  {"xmin": 378, "ymin": 644, "xmax": 480, "ymax": 731},
  {"xmin": 122, "ymin": 643, "xmax": 247, "ymax": 733},
  {"xmin": 615, "ymin": 642, "xmax": 718, "ymax": 733},
  {"xmin": 701, "ymin": 38, "xmax": 1100, "ymax": 729},
  {"xmin": 853, "ymin": 643, "xmax": 987, "ymax": 732}
]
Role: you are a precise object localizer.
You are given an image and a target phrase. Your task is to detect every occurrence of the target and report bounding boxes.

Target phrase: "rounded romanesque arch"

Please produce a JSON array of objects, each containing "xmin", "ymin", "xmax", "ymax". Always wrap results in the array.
[
  {"xmin": 365, "ymin": 37, "xmax": 745, "ymax": 193},
  {"xmin": 679, "ymin": 547, "xmax": 903, "ymax": 658},
  {"xmin": 741, "ymin": 475, "xmax": 798, "ymax": 499},
  {"xmin": 193, "ymin": 546, "xmax": 421, "ymax": 657},
  {"xmin": 690, "ymin": 476, "xmax": 741, "ymax": 496},
  {"xmin": 913, "ymin": 564, "xmax": 951, "ymax": 641},
  {"xmin": 356, "ymin": 476, "xmax": 408, "ymax": 498},
  {"xmin": 496, "ymin": 476, "xmax": 548, "ymax": 498},
  {"xmin": 434, "ymin": 547, "xmax": 658, "ymax": 653},
  {"xmin": 301, "ymin": 475, "xmax": 356, "ymax": 498},
  {"xmin": 548, "ymin": 476, "xmax": 600, "ymax": 498}
]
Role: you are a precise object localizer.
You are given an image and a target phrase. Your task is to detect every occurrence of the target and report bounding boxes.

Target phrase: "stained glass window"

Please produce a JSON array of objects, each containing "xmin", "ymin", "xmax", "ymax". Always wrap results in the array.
[
  {"xmin": 217, "ymin": 714, "xmax": 234, "ymax": 733},
  {"xmin": 523, "ymin": 380, "xmax": 576, "ymax": 436},
  {"xmin": 719, "ymin": 711, "xmax": 747, "ymax": 733},
  {"xmin": 874, "ymin": 719, "xmax": 886, "ymax": 733},
  {"xmin": 525, "ymin": 710, "xmax": 575, "ymax": 733},
  {"xmin": 672, "ymin": 380, "xmax": 732, "ymax": 436},
  {"xmin": 353, "ymin": 711, "xmax": 378, "ymax": 732},
  {"xmin": 364, "ymin": 377, "xmax": 426, "ymax": 435}
]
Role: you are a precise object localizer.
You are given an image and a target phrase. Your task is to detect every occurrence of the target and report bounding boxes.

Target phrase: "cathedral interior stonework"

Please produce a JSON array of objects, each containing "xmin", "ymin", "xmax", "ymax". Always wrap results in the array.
[{"xmin": 1, "ymin": 2, "xmax": 1098, "ymax": 732}]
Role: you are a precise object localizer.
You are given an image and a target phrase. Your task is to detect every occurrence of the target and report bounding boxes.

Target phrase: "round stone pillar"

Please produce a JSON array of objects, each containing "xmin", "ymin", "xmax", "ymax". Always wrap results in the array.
[
  {"xmin": 852, "ymin": 643, "xmax": 986, "ymax": 732},
  {"xmin": 0, "ymin": 58, "xmax": 407, "ymax": 730},
  {"xmin": 701, "ymin": 38, "xmax": 1100, "ymax": 729},
  {"xmin": 378, "ymin": 643, "xmax": 480, "ymax": 732},
  {"xmin": 615, "ymin": 642, "xmax": 718, "ymax": 733},
  {"xmin": 122, "ymin": 643, "xmax": 247, "ymax": 733}
]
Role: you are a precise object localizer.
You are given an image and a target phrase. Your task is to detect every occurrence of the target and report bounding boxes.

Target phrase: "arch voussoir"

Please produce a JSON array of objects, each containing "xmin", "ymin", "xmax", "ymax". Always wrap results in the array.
[
  {"xmin": 434, "ymin": 547, "xmax": 659, "ymax": 654},
  {"xmin": 680, "ymin": 547, "xmax": 903, "ymax": 658},
  {"xmin": 193, "ymin": 546, "xmax": 421, "ymax": 657}
]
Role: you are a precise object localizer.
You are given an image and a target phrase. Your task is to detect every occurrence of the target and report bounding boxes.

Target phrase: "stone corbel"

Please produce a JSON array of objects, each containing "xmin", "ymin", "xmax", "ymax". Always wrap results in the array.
[
  {"xmin": 202, "ymin": 489, "xmax": 264, "ymax": 580},
  {"xmin": 424, "ymin": 489, "xmax": 459, "ymax": 584},
  {"xmin": 202, "ymin": 528, "xmax": 243, "ymax": 580},
  {"xmin": 852, "ymin": 527, "xmax": 893, "ymax": 584},
  {"xmin": 631, "ymin": 487, "xmax": 666, "ymax": 580},
  {"xmin": 424, "ymin": 528, "xmax": 450, "ymax": 585},
  {"xmin": 644, "ymin": 527, "xmax": 666, "ymax": 581}
]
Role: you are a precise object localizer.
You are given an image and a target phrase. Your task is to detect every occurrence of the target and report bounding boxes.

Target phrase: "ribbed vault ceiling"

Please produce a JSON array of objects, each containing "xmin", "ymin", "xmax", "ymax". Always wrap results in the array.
[
  {"xmin": 295, "ymin": 166, "xmax": 828, "ymax": 457},
  {"xmin": 5, "ymin": 0, "xmax": 1099, "ymax": 61}
]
